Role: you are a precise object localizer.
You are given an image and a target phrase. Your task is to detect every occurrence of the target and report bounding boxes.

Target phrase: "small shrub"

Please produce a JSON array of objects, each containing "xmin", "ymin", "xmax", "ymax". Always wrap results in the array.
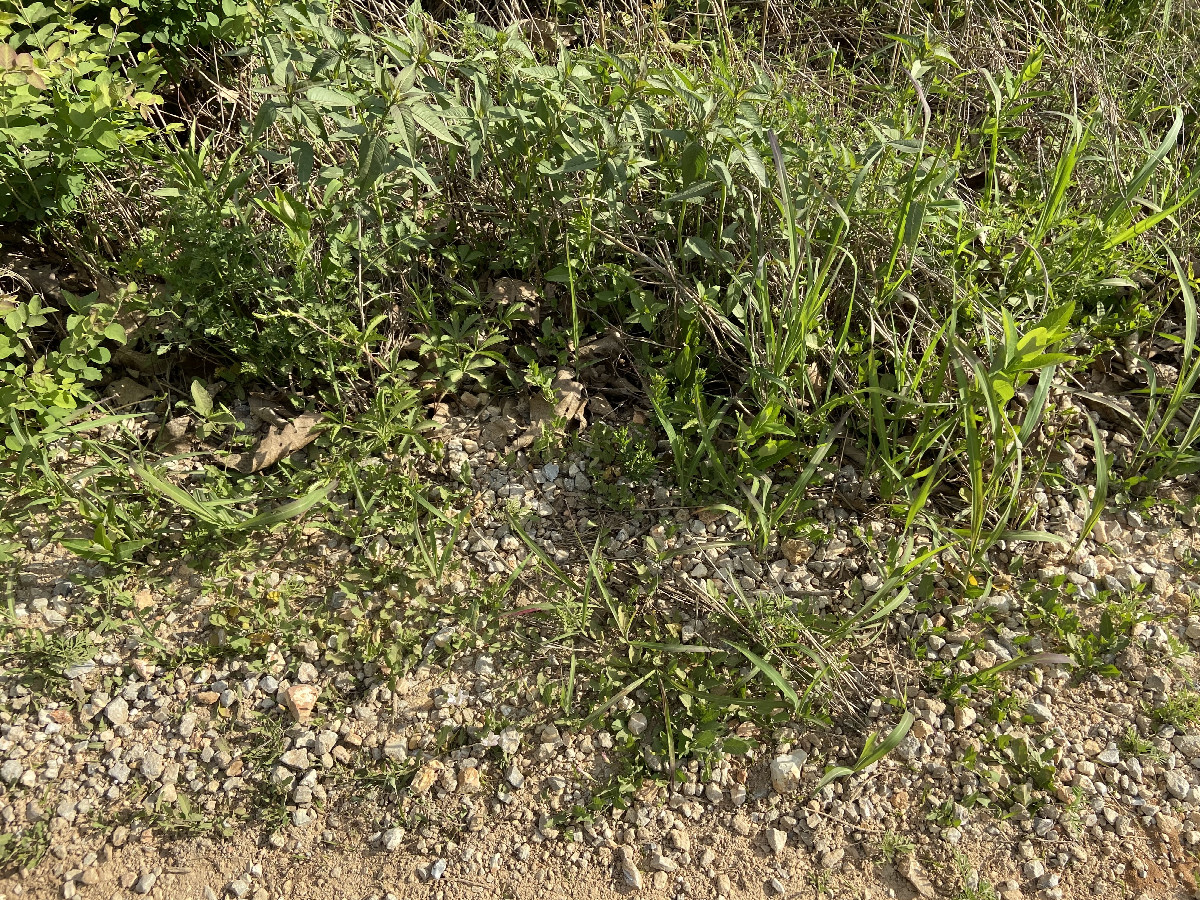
[
  {"xmin": 0, "ymin": 1, "xmax": 169, "ymax": 221},
  {"xmin": 0, "ymin": 281, "xmax": 146, "ymax": 447}
]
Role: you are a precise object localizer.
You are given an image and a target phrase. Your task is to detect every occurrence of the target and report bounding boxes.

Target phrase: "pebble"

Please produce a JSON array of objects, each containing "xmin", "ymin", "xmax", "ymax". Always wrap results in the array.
[
  {"xmin": 1166, "ymin": 770, "xmax": 1191, "ymax": 801},
  {"xmin": 133, "ymin": 873, "xmax": 157, "ymax": 894},
  {"xmin": 647, "ymin": 853, "xmax": 677, "ymax": 872},
  {"xmin": 615, "ymin": 846, "xmax": 643, "ymax": 889},
  {"xmin": 769, "ymin": 749, "xmax": 807, "ymax": 793},
  {"xmin": 764, "ymin": 827, "xmax": 788, "ymax": 855},
  {"xmin": 1027, "ymin": 701, "xmax": 1053, "ymax": 723},
  {"xmin": 498, "ymin": 727, "xmax": 520, "ymax": 755},
  {"xmin": 105, "ymin": 697, "xmax": 130, "ymax": 727},
  {"xmin": 279, "ymin": 749, "xmax": 310, "ymax": 769},
  {"xmin": 381, "ymin": 828, "xmax": 404, "ymax": 851}
]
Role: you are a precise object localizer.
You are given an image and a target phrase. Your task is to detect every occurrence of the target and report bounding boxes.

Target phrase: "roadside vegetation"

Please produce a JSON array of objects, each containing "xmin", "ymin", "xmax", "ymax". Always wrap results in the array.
[{"xmin": 2, "ymin": 0, "xmax": 1200, "ymax": 866}]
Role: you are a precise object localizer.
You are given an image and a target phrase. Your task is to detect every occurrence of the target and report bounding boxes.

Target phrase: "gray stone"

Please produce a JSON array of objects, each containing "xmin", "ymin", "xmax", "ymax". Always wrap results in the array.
[
  {"xmin": 292, "ymin": 808, "xmax": 315, "ymax": 827},
  {"xmin": 0, "ymin": 759, "xmax": 22, "ymax": 784},
  {"xmin": 279, "ymin": 749, "xmax": 310, "ymax": 770},
  {"xmin": 383, "ymin": 736, "xmax": 407, "ymax": 761},
  {"xmin": 770, "ymin": 750, "xmax": 807, "ymax": 793},
  {"xmin": 429, "ymin": 859, "xmax": 447, "ymax": 881},
  {"xmin": 104, "ymin": 697, "xmax": 130, "ymax": 727},
  {"xmin": 498, "ymin": 727, "xmax": 520, "ymax": 755},
  {"xmin": 228, "ymin": 880, "xmax": 250, "ymax": 899},
  {"xmin": 1174, "ymin": 735, "xmax": 1200, "ymax": 758},
  {"xmin": 140, "ymin": 752, "xmax": 164, "ymax": 781},
  {"xmin": 315, "ymin": 731, "xmax": 338, "ymax": 756},
  {"xmin": 381, "ymin": 828, "xmax": 404, "ymax": 851},
  {"xmin": 1027, "ymin": 702, "xmax": 1053, "ymax": 724},
  {"xmin": 615, "ymin": 846, "xmax": 643, "ymax": 889},
  {"xmin": 1166, "ymin": 770, "xmax": 1191, "ymax": 801},
  {"xmin": 765, "ymin": 827, "xmax": 788, "ymax": 855},
  {"xmin": 647, "ymin": 853, "xmax": 677, "ymax": 872},
  {"xmin": 133, "ymin": 873, "xmax": 156, "ymax": 894},
  {"xmin": 66, "ymin": 662, "xmax": 96, "ymax": 680}
]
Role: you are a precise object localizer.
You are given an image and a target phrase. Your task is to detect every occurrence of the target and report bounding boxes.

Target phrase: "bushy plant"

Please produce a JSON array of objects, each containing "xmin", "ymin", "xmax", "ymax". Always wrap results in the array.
[
  {"xmin": 119, "ymin": 0, "xmax": 257, "ymax": 49},
  {"xmin": 0, "ymin": 1, "xmax": 168, "ymax": 220},
  {"xmin": 0, "ymin": 281, "xmax": 146, "ymax": 448}
]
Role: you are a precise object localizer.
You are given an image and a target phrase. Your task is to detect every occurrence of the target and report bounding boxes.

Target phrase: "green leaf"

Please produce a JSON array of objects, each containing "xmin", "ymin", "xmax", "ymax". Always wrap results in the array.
[
  {"xmin": 663, "ymin": 180, "xmax": 716, "ymax": 205},
  {"xmin": 683, "ymin": 236, "xmax": 714, "ymax": 260},
  {"xmin": 240, "ymin": 480, "xmax": 336, "ymax": 529},
  {"xmin": 355, "ymin": 133, "xmax": 387, "ymax": 188},
  {"xmin": 728, "ymin": 642, "xmax": 800, "ymax": 712},
  {"xmin": 305, "ymin": 85, "xmax": 360, "ymax": 107},
  {"xmin": 409, "ymin": 102, "xmax": 460, "ymax": 146},
  {"xmin": 814, "ymin": 712, "xmax": 915, "ymax": 793},
  {"xmin": 721, "ymin": 737, "xmax": 752, "ymax": 755},
  {"xmin": 103, "ymin": 322, "xmax": 126, "ymax": 343},
  {"xmin": 190, "ymin": 379, "xmax": 213, "ymax": 417},
  {"xmin": 291, "ymin": 140, "xmax": 314, "ymax": 184}
]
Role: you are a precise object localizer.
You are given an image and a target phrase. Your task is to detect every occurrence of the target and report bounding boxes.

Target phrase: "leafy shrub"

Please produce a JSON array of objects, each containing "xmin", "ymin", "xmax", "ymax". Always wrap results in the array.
[
  {"xmin": 0, "ymin": 281, "xmax": 146, "ymax": 449},
  {"xmin": 119, "ymin": 0, "xmax": 257, "ymax": 49},
  {"xmin": 0, "ymin": 1, "xmax": 169, "ymax": 221},
  {"xmin": 122, "ymin": 1, "xmax": 1198, "ymax": 561}
]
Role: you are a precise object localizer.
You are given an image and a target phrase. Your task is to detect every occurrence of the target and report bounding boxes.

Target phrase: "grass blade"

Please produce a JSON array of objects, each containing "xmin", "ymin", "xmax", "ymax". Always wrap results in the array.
[{"xmin": 727, "ymin": 642, "xmax": 800, "ymax": 712}]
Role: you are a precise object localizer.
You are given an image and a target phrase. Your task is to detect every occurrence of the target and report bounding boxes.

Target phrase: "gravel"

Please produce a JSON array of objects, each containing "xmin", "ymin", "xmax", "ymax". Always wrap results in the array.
[{"xmin": 5, "ymin": 400, "xmax": 1200, "ymax": 899}]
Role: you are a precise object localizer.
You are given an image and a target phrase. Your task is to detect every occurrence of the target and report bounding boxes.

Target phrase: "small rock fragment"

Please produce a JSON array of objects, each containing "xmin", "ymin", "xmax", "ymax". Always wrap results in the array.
[
  {"xmin": 410, "ymin": 763, "xmax": 441, "ymax": 795},
  {"xmin": 105, "ymin": 697, "xmax": 130, "ymax": 727},
  {"xmin": 457, "ymin": 767, "xmax": 481, "ymax": 793},
  {"xmin": 1166, "ymin": 770, "xmax": 1191, "ymax": 801},
  {"xmin": 381, "ymin": 828, "xmax": 404, "ymax": 851},
  {"xmin": 898, "ymin": 854, "xmax": 936, "ymax": 898},
  {"xmin": 615, "ymin": 845, "xmax": 643, "ymax": 889},
  {"xmin": 282, "ymin": 684, "xmax": 319, "ymax": 724},
  {"xmin": 764, "ymin": 827, "xmax": 788, "ymax": 855},
  {"xmin": 647, "ymin": 853, "xmax": 677, "ymax": 872},
  {"xmin": 133, "ymin": 873, "xmax": 157, "ymax": 895},
  {"xmin": 769, "ymin": 750, "xmax": 807, "ymax": 793}
]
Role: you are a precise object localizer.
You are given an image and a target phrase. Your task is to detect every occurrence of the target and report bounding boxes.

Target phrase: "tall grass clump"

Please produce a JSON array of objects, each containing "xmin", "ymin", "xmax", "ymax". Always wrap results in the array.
[{"xmin": 35, "ymin": 0, "xmax": 1200, "ymax": 568}]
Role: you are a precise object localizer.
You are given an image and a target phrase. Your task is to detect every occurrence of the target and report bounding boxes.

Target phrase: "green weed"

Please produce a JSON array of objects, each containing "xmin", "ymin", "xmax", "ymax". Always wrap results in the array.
[{"xmin": 1154, "ymin": 690, "xmax": 1200, "ymax": 729}]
